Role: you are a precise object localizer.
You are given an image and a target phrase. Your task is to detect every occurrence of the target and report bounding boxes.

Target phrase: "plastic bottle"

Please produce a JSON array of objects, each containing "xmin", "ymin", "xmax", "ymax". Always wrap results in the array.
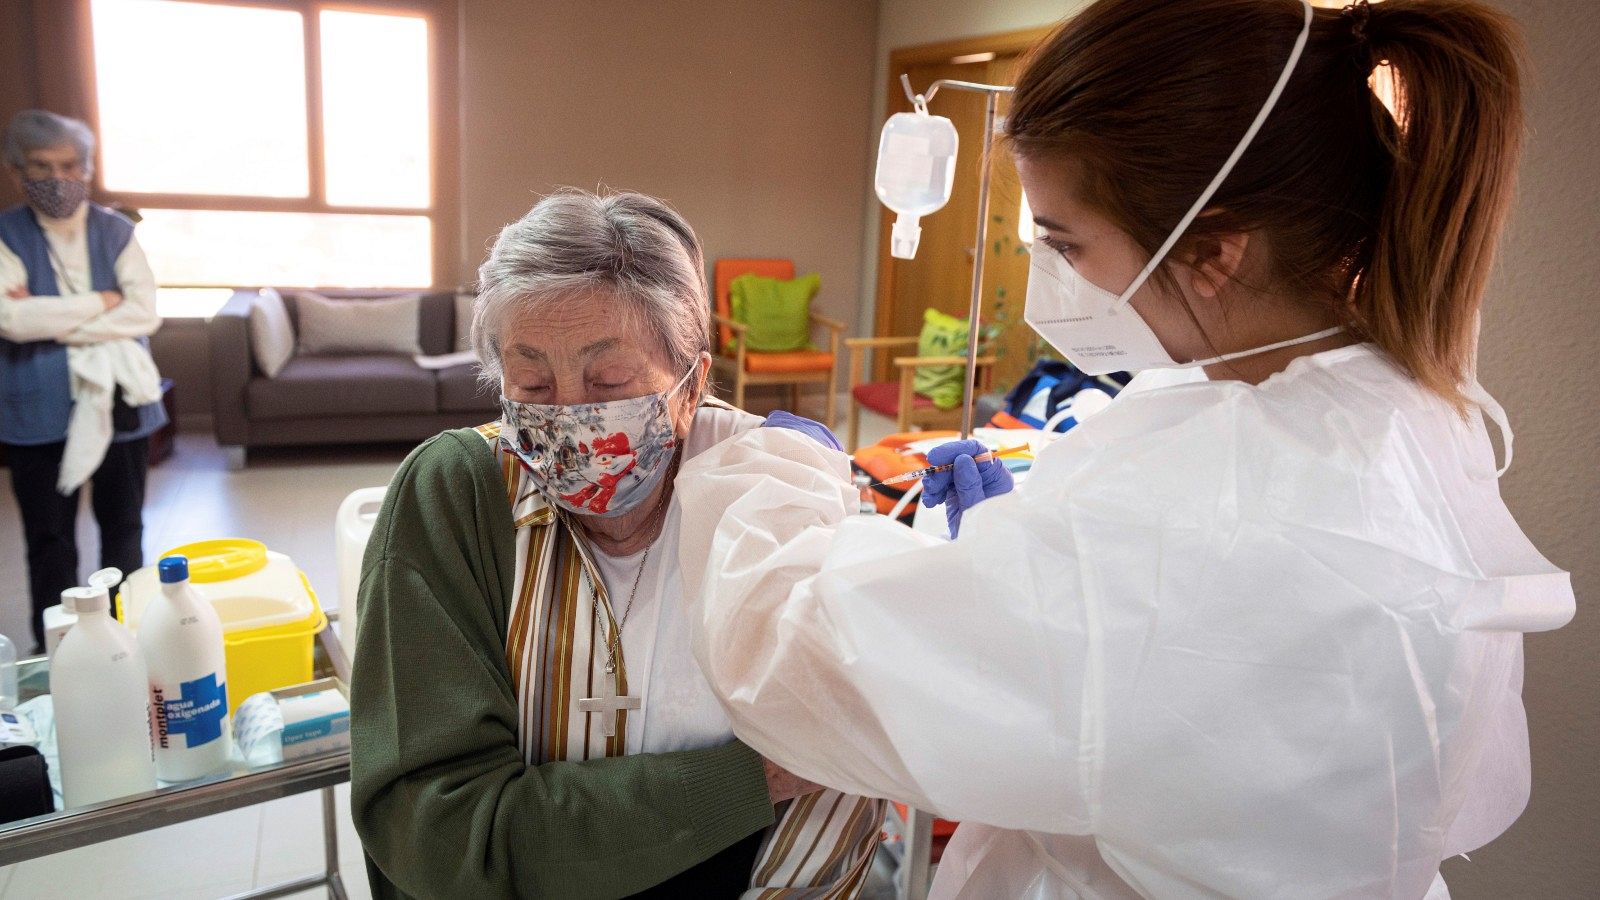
[
  {"xmin": 139, "ymin": 556, "xmax": 231, "ymax": 781},
  {"xmin": 335, "ymin": 486, "xmax": 387, "ymax": 665},
  {"xmin": 0, "ymin": 630, "xmax": 18, "ymax": 712},
  {"xmin": 52, "ymin": 572, "xmax": 157, "ymax": 807},
  {"xmin": 875, "ymin": 107, "xmax": 959, "ymax": 259}
]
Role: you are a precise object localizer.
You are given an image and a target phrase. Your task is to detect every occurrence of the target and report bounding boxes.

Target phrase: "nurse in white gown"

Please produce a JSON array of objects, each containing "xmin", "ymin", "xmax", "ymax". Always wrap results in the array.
[{"xmin": 675, "ymin": 0, "xmax": 1574, "ymax": 897}]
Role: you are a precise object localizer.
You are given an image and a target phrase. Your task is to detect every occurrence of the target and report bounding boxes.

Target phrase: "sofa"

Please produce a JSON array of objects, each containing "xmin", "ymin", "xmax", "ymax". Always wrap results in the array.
[{"xmin": 209, "ymin": 289, "xmax": 498, "ymax": 466}]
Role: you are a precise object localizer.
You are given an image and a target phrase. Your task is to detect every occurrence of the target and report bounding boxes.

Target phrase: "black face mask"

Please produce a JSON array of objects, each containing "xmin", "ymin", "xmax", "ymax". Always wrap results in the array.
[{"xmin": 23, "ymin": 177, "xmax": 88, "ymax": 219}]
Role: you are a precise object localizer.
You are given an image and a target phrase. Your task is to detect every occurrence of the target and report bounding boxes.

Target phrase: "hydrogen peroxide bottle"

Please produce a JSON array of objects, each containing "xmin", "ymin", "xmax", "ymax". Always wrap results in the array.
[
  {"xmin": 53, "ymin": 572, "xmax": 157, "ymax": 806},
  {"xmin": 139, "ymin": 556, "xmax": 231, "ymax": 782}
]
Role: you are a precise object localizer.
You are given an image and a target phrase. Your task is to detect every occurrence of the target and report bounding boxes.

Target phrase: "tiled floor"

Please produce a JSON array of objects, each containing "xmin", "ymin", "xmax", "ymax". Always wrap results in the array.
[{"xmin": 0, "ymin": 402, "xmax": 900, "ymax": 899}]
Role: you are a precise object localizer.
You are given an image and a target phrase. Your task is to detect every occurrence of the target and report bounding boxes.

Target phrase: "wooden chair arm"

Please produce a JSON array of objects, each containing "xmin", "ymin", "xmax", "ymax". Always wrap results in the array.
[
  {"xmin": 890, "ymin": 355, "xmax": 999, "ymax": 369},
  {"xmin": 809, "ymin": 312, "xmax": 848, "ymax": 333},
  {"xmin": 845, "ymin": 336, "xmax": 919, "ymax": 349},
  {"xmin": 710, "ymin": 313, "xmax": 748, "ymax": 335}
]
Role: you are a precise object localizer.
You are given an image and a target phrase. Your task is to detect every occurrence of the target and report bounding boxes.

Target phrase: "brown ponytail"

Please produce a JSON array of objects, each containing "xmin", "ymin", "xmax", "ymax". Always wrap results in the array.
[
  {"xmin": 1357, "ymin": 0, "xmax": 1524, "ymax": 407},
  {"xmin": 1007, "ymin": 0, "xmax": 1525, "ymax": 409}
]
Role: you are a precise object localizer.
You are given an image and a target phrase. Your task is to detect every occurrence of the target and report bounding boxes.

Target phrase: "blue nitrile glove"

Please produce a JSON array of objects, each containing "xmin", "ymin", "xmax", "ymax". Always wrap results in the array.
[
  {"xmin": 762, "ymin": 410, "xmax": 843, "ymax": 451},
  {"xmin": 921, "ymin": 439, "xmax": 1015, "ymax": 537}
]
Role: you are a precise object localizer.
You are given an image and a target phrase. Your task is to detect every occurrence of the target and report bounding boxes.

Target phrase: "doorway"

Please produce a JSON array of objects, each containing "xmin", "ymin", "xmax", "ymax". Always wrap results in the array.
[{"xmin": 871, "ymin": 27, "xmax": 1054, "ymax": 387}]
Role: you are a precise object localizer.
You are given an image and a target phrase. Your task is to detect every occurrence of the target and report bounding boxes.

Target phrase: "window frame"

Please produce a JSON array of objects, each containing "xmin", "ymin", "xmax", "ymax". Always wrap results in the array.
[{"xmin": 77, "ymin": 0, "xmax": 460, "ymax": 291}]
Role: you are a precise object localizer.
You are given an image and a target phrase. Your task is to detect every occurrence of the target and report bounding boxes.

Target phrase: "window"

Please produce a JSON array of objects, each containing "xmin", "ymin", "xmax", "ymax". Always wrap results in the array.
[{"xmin": 86, "ymin": 0, "xmax": 455, "ymax": 316}]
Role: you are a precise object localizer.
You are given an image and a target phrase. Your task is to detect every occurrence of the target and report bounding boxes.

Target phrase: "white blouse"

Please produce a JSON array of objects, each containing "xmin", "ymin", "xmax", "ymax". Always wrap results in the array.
[{"xmin": 583, "ymin": 402, "xmax": 763, "ymax": 755}]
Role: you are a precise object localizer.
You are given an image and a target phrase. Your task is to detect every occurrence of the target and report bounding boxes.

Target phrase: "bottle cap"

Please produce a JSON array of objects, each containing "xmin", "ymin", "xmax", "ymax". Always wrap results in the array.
[
  {"xmin": 158, "ymin": 556, "xmax": 190, "ymax": 584},
  {"xmin": 62, "ymin": 585, "xmax": 108, "ymax": 614},
  {"xmin": 88, "ymin": 567, "xmax": 123, "ymax": 590}
]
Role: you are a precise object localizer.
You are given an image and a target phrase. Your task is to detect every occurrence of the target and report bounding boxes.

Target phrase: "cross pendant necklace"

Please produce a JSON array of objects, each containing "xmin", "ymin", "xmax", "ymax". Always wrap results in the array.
[
  {"xmin": 577, "ymin": 546, "xmax": 651, "ymax": 738},
  {"xmin": 577, "ymin": 671, "xmax": 640, "ymax": 737}
]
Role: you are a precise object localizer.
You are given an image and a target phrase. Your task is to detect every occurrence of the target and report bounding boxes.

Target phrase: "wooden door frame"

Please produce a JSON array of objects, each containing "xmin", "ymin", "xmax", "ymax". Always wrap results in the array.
[{"xmin": 872, "ymin": 26, "xmax": 1055, "ymax": 368}]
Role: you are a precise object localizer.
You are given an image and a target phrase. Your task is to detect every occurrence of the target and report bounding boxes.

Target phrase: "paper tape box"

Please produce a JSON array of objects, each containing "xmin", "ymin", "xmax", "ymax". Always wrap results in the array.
[{"xmin": 272, "ymin": 677, "xmax": 349, "ymax": 761}]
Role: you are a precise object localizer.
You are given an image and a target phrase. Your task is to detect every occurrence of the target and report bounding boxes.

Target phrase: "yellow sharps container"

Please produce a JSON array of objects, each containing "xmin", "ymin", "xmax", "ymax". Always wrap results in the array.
[{"xmin": 118, "ymin": 539, "xmax": 327, "ymax": 715}]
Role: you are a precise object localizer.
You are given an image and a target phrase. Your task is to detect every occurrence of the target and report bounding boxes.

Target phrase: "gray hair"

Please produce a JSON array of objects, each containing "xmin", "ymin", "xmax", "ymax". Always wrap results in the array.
[
  {"xmin": 473, "ymin": 189, "xmax": 711, "ymax": 391},
  {"xmin": 4, "ymin": 110, "xmax": 95, "ymax": 176}
]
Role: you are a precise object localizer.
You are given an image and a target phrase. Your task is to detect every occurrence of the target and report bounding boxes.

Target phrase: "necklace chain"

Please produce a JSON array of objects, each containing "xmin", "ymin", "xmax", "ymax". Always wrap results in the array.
[
  {"xmin": 616, "ymin": 546, "xmax": 650, "ymax": 634},
  {"xmin": 558, "ymin": 460, "xmax": 678, "ymax": 677},
  {"xmin": 588, "ymin": 542, "xmax": 653, "ymax": 676}
]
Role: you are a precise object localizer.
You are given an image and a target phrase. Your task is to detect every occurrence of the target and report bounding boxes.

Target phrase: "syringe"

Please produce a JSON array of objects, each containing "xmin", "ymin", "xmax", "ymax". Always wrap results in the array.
[{"xmin": 873, "ymin": 444, "xmax": 1030, "ymax": 487}]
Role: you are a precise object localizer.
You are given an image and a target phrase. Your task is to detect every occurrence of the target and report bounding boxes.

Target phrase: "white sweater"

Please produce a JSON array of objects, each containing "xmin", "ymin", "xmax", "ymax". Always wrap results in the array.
[{"xmin": 0, "ymin": 204, "xmax": 162, "ymax": 491}]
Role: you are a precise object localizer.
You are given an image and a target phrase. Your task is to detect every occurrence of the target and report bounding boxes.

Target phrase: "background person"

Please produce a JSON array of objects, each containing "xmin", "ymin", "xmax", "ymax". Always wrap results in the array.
[{"xmin": 0, "ymin": 109, "xmax": 164, "ymax": 654}]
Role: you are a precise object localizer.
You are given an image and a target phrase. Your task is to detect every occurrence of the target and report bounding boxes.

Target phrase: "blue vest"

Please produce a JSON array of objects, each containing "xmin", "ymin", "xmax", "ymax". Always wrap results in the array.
[{"xmin": 0, "ymin": 203, "xmax": 167, "ymax": 446}]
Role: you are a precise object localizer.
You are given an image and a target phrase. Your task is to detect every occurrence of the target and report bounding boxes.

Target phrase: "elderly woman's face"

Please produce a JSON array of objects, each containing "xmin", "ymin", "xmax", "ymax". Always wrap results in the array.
[
  {"xmin": 500, "ymin": 291, "xmax": 699, "ymax": 431},
  {"xmin": 14, "ymin": 144, "xmax": 87, "ymax": 184}
]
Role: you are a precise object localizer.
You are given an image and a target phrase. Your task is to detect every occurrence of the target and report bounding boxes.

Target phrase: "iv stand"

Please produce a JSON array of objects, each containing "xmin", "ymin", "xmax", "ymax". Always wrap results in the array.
[
  {"xmin": 895, "ymin": 79, "xmax": 1017, "ymax": 900},
  {"xmin": 899, "ymin": 74, "xmax": 1015, "ymax": 439}
]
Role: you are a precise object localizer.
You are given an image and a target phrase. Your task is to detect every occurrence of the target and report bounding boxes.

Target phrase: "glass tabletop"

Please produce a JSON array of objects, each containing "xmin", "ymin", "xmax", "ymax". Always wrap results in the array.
[{"xmin": 0, "ymin": 624, "xmax": 351, "ymax": 866}]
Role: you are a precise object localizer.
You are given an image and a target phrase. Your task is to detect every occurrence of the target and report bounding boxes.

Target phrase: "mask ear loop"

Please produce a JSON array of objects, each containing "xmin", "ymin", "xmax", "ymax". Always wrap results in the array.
[
  {"xmin": 667, "ymin": 360, "xmax": 706, "ymax": 436},
  {"xmin": 1463, "ymin": 381, "xmax": 1514, "ymax": 478},
  {"xmin": 1109, "ymin": 0, "xmax": 1314, "ymax": 311}
]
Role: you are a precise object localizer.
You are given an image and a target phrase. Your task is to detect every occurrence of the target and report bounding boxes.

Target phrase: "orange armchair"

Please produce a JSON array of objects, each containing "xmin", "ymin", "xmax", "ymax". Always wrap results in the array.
[
  {"xmin": 844, "ymin": 336, "xmax": 997, "ymax": 451},
  {"xmin": 710, "ymin": 259, "xmax": 844, "ymax": 424}
]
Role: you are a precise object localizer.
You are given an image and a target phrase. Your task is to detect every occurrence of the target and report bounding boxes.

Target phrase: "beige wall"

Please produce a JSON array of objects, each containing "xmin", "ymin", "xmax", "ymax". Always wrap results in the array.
[
  {"xmin": 1444, "ymin": 1, "xmax": 1600, "ymax": 894},
  {"xmin": 458, "ymin": 0, "xmax": 877, "ymax": 391},
  {"xmin": 872, "ymin": 0, "xmax": 1599, "ymax": 895}
]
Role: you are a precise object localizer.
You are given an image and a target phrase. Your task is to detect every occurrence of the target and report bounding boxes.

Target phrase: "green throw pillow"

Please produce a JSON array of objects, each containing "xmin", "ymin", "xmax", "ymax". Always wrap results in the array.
[
  {"xmin": 914, "ymin": 307, "xmax": 969, "ymax": 410},
  {"xmin": 729, "ymin": 272, "xmax": 820, "ymax": 353}
]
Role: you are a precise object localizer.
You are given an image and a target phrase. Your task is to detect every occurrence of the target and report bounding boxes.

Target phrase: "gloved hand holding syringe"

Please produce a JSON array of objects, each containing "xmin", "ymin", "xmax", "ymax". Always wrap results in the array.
[{"xmin": 873, "ymin": 443, "xmax": 1029, "ymax": 487}]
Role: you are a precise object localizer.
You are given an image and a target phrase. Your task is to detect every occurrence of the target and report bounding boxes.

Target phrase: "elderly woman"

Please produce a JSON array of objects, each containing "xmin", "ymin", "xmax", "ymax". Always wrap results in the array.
[
  {"xmin": 351, "ymin": 190, "xmax": 883, "ymax": 899},
  {"xmin": 0, "ymin": 109, "xmax": 164, "ymax": 653}
]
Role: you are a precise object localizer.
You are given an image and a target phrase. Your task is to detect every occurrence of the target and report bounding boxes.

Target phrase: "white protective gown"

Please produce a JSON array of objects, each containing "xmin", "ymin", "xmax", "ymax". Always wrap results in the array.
[{"xmin": 675, "ymin": 344, "xmax": 1574, "ymax": 899}]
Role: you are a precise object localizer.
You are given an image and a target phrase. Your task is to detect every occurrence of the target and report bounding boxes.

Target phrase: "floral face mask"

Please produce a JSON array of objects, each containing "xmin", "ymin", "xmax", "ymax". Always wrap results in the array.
[{"xmin": 500, "ymin": 365, "xmax": 697, "ymax": 518}]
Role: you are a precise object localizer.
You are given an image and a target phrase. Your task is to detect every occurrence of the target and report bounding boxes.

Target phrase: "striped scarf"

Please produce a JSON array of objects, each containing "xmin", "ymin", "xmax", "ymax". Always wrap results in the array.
[{"xmin": 475, "ymin": 421, "xmax": 884, "ymax": 897}]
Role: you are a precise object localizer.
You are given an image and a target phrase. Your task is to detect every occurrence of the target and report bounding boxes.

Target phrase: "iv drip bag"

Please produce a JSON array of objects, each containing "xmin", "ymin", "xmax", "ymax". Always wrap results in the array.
[{"xmin": 875, "ymin": 107, "xmax": 958, "ymax": 259}]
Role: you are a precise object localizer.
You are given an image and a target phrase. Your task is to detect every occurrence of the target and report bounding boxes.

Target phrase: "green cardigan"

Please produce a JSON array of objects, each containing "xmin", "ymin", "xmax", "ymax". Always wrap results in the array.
[{"xmin": 350, "ymin": 429, "xmax": 776, "ymax": 899}]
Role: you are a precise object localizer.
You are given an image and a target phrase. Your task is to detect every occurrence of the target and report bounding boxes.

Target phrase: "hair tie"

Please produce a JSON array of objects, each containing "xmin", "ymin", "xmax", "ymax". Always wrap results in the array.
[{"xmin": 1343, "ymin": 0, "xmax": 1372, "ymax": 44}]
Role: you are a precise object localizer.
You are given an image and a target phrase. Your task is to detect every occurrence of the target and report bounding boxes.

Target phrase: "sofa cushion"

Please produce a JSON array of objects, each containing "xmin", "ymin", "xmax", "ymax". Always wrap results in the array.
[
  {"xmin": 247, "ymin": 355, "xmax": 437, "ymax": 420},
  {"xmin": 276, "ymin": 290, "xmax": 453, "ymax": 355},
  {"xmin": 295, "ymin": 292, "xmax": 422, "ymax": 356},
  {"xmin": 438, "ymin": 363, "xmax": 499, "ymax": 413},
  {"xmin": 248, "ymin": 288, "xmax": 295, "ymax": 378}
]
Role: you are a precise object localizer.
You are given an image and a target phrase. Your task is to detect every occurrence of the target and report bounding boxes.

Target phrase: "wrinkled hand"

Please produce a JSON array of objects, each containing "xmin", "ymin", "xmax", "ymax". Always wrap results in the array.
[
  {"xmin": 921, "ymin": 439, "xmax": 1014, "ymax": 537},
  {"xmin": 763, "ymin": 756, "xmax": 824, "ymax": 804},
  {"xmin": 7, "ymin": 285, "xmax": 28, "ymax": 300},
  {"xmin": 762, "ymin": 410, "xmax": 842, "ymax": 451}
]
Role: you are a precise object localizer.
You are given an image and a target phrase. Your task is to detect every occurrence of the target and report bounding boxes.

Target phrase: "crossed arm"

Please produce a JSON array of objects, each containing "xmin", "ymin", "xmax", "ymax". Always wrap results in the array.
[{"xmin": 0, "ymin": 237, "xmax": 160, "ymax": 344}]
